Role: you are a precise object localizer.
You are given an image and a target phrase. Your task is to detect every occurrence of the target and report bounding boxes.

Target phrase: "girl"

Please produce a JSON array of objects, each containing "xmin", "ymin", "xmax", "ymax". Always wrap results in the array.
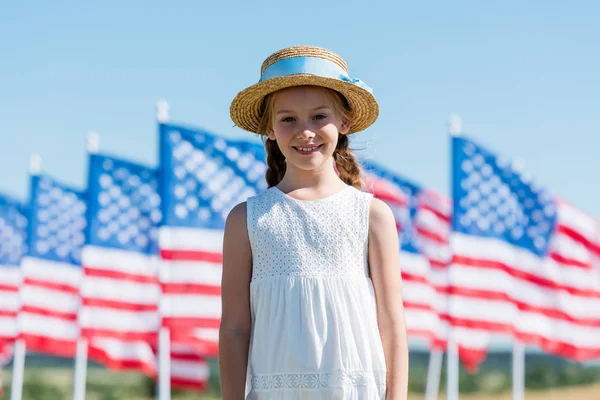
[{"xmin": 219, "ymin": 45, "xmax": 408, "ymax": 399}]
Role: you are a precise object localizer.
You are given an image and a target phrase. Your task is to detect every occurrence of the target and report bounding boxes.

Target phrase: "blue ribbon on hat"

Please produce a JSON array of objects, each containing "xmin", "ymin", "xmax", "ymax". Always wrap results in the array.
[{"xmin": 259, "ymin": 56, "xmax": 373, "ymax": 94}]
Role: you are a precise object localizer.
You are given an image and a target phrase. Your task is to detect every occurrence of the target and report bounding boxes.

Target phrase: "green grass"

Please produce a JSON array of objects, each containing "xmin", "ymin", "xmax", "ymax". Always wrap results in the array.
[
  {"xmin": 1, "ymin": 366, "xmax": 221, "ymax": 400},
  {"xmin": 1, "ymin": 351, "xmax": 598, "ymax": 399}
]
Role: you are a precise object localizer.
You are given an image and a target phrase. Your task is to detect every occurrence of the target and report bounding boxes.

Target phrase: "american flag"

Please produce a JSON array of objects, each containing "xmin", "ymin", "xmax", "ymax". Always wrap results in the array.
[
  {"xmin": 18, "ymin": 175, "xmax": 86, "ymax": 357},
  {"xmin": 158, "ymin": 122, "xmax": 267, "ymax": 359},
  {"xmin": 82, "ymin": 152, "xmax": 210, "ymax": 390},
  {"xmin": 81, "ymin": 153, "xmax": 161, "ymax": 376},
  {"xmin": 363, "ymin": 162, "xmax": 443, "ymax": 344},
  {"xmin": 0, "ymin": 194, "xmax": 27, "ymax": 350},
  {"xmin": 450, "ymin": 135, "xmax": 600, "ymax": 369},
  {"xmin": 363, "ymin": 162, "xmax": 454, "ymax": 352},
  {"xmin": 414, "ymin": 188, "xmax": 453, "ymax": 351}
]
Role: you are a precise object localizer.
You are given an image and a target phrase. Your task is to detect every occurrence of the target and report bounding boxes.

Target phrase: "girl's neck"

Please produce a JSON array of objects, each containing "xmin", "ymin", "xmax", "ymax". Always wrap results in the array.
[{"xmin": 276, "ymin": 162, "xmax": 347, "ymax": 195}]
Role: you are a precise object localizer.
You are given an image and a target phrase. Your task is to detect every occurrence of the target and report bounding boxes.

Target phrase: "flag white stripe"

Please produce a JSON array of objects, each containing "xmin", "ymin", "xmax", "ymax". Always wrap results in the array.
[
  {"xmin": 79, "ymin": 308, "xmax": 159, "ymax": 331},
  {"xmin": 161, "ymin": 295, "xmax": 221, "ymax": 317},
  {"xmin": 0, "ymin": 268, "xmax": 20, "ymax": 285},
  {"xmin": 20, "ymin": 285, "xmax": 80, "ymax": 312},
  {"xmin": 21, "ymin": 258, "xmax": 82, "ymax": 287},
  {"xmin": 81, "ymin": 278, "xmax": 160, "ymax": 304},
  {"xmin": 0, "ymin": 317, "xmax": 17, "ymax": 337},
  {"xmin": 159, "ymin": 260, "xmax": 221, "ymax": 285},
  {"xmin": 18, "ymin": 313, "xmax": 79, "ymax": 339},
  {"xmin": 90, "ymin": 338, "xmax": 156, "ymax": 363},
  {"xmin": 399, "ymin": 251, "xmax": 430, "ymax": 276},
  {"xmin": 82, "ymin": 246, "xmax": 159, "ymax": 276},
  {"xmin": 171, "ymin": 359, "xmax": 210, "ymax": 381},
  {"xmin": 0, "ymin": 294, "xmax": 19, "ymax": 311},
  {"xmin": 452, "ymin": 233, "xmax": 600, "ymax": 291},
  {"xmin": 159, "ymin": 227, "xmax": 223, "ymax": 252},
  {"xmin": 557, "ymin": 201, "xmax": 598, "ymax": 240},
  {"xmin": 188, "ymin": 328, "xmax": 219, "ymax": 342}
]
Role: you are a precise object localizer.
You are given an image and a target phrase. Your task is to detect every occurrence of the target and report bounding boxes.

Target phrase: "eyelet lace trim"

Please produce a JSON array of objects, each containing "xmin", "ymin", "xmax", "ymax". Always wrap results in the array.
[
  {"xmin": 247, "ymin": 187, "xmax": 372, "ymax": 281},
  {"xmin": 250, "ymin": 371, "xmax": 386, "ymax": 390}
]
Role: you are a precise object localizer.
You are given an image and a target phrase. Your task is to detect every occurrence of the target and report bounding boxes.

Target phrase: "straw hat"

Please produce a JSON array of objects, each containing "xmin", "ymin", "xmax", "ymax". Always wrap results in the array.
[{"xmin": 230, "ymin": 45, "xmax": 379, "ymax": 135}]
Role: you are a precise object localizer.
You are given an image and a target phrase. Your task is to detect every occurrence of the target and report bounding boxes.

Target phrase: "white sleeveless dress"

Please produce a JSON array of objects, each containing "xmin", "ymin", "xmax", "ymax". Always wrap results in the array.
[{"xmin": 245, "ymin": 185, "xmax": 387, "ymax": 399}]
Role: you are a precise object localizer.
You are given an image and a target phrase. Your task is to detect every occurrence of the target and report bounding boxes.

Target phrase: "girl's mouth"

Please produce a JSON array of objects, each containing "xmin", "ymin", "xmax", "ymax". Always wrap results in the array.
[{"xmin": 293, "ymin": 145, "xmax": 322, "ymax": 155}]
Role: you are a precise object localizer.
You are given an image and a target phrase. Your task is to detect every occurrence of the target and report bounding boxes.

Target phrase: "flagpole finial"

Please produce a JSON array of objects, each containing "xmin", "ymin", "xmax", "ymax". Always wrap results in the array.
[
  {"xmin": 156, "ymin": 100, "xmax": 170, "ymax": 123},
  {"xmin": 29, "ymin": 153, "xmax": 41, "ymax": 175},
  {"xmin": 87, "ymin": 131, "xmax": 100, "ymax": 153},
  {"xmin": 449, "ymin": 114, "xmax": 462, "ymax": 136}
]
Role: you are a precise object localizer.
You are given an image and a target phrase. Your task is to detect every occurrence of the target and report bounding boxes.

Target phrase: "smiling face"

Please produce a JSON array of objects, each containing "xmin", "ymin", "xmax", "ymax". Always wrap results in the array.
[{"xmin": 265, "ymin": 86, "xmax": 351, "ymax": 173}]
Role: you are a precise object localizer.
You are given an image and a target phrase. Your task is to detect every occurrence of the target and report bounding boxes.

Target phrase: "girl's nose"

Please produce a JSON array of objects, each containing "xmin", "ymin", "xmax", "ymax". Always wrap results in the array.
[{"xmin": 296, "ymin": 126, "xmax": 316, "ymax": 140}]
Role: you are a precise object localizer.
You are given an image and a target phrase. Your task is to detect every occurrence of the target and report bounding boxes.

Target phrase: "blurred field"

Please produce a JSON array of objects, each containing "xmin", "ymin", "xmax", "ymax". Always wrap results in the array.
[{"xmin": 2, "ymin": 366, "xmax": 599, "ymax": 400}]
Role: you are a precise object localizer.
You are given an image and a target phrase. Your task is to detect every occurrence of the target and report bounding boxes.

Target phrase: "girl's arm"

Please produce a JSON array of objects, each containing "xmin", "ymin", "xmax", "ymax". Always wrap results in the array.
[
  {"xmin": 368, "ymin": 198, "xmax": 409, "ymax": 400},
  {"xmin": 219, "ymin": 202, "xmax": 253, "ymax": 399}
]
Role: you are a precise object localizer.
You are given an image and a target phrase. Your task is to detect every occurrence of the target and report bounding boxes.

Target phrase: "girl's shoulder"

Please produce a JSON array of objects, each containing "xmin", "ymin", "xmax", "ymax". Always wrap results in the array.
[
  {"xmin": 367, "ymin": 196, "xmax": 397, "ymax": 233},
  {"xmin": 225, "ymin": 201, "xmax": 248, "ymax": 229}
]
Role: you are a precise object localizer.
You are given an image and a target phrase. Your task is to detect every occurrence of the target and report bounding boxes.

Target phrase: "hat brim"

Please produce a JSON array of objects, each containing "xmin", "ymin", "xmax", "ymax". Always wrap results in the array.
[{"xmin": 230, "ymin": 74, "xmax": 379, "ymax": 135}]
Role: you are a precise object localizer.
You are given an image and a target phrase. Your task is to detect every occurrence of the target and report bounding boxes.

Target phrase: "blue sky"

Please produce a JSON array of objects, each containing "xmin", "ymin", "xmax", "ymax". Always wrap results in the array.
[{"xmin": 1, "ymin": 1, "xmax": 599, "ymax": 220}]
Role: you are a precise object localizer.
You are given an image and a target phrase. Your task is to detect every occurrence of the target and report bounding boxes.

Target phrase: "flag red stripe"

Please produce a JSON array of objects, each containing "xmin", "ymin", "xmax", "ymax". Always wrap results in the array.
[
  {"xmin": 0, "ymin": 284, "xmax": 18, "ymax": 292},
  {"xmin": 171, "ymin": 337, "xmax": 219, "ymax": 358},
  {"xmin": 548, "ymin": 251, "xmax": 590, "ymax": 269},
  {"xmin": 420, "ymin": 204, "xmax": 452, "ymax": 223},
  {"xmin": 0, "ymin": 335, "xmax": 17, "ymax": 343},
  {"xmin": 440, "ymin": 314, "xmax": 511, "ymax": 332},
  {"xmin": 436, "ymin": 285, "xmax": 507, "ymax": 300},
  {"xmin": 81, "ymin": 297, "xmax": 158, "ymax": 312},
  {"xmin": 23, "ymin": 277, "xmax": 79, "ymax": 294},
  {"xmin": 81, "ymin": 328, "xmax": 157, "ymax": 344},
  {"xmin": 20, "ymin": 305, "xmax": 78, "ymax": 321},
  {"xmin": 162, "ymin": 317, "xmax": 220, "ymax": 329},
  {"xmin": 19, "ymin": 334, "xmax": 77, "ymax": 357},
  {"xmin": 402, "ymin": 301, "xmax": 436, "ymax": 313},
  {"xmin": 440, "ymin": 315, "xmax": 600, "ymax": 361},
  {"xmin": 557, "ymin": 224, "xmax": 600, "ymax": 257},
  {"xmin": 516, "ymin": 332, "xmax": 600, "ymax": 361},
  {"xmin": 170, "ymin": 352, "xmax": 206, "ymax": 362},
  {"xmin": 458, "ymin": 347, "xmax": 489, "ymax": 372},
  {"xmin": 373, "ymin": 192, "xmax": 407, "ymax": 206},
  {"xmin": 83, "ymin": 266, "xmax": 159, "ymax": 284},
  {"xmin": 428, "ymin": 258, "xmax": 450, "ymax": 269},
  {"xmin": 416, "ymin": 227, "xmax": 447, "ymax": 245},
  {"xmin": 160, "ymin": 283, "xmax": 221, "ymax": 295},
  {"xmin": 436, "ymin": 315, "xmax": 600, "ymax": 364},
  {"xmin": 170, "ymin": 378, "xmax": 207, "ymax": 392},
  {"xmin": 453, "ymin": 255, "xmax": 600, "ymax": 298},
  {"xmin": 0, "ymin": 310, "xmax": 17, "ymax": 318},
  {"xmin": 160, "ymin": 249, "xmax": 222, "ymax": 263},
  {"xmin": 87, "ymin": 346, "xmax": 157, "ymax": 377},
  {"xmin": 400, "ymin": 272, "xmax": 429, "ymax": 285},
  {"xmin": 437, "ymin": 285, "xmax": 600, "ymax": 326}
]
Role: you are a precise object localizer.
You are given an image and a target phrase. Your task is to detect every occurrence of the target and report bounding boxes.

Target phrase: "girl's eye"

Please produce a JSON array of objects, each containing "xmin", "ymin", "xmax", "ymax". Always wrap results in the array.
[
  {"xmin": 281, "ymin": 116, "xmax": 295, "ymax": 122},
  {"xmin": 314, "ymin": 114, "xmax": 327, "ymax": 120}
]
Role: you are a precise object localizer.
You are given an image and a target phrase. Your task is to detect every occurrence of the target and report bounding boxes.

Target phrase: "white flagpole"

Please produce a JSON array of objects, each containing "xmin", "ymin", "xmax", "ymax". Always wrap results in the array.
[
  {"xmin": 158, "ymin": 327, "xmax": 171, "ymax": 400},
  {"xmin": 156, "ymin": 100, "xmax": 171, "ymax": 400},
  {"xmin": 446, "ymin": 335, "xmax": 459, "ymax": 400},
  {"xmin": 72, "ymin": 337, "xmax": 88, "ymax": 400},
  {"xmin": 424, "ymin": 349, "xmax": 443, "ymax": 400},
  {"xmin": 445, "ymin": 114, "xmax": 462, "ymax": 400},
  {"xmin": 156, "ymin": 99, "xmax": 169, "ymax": 125},
  {"xmin": 512, "ymin": 340, "xmax": 525, "ymax": 400},
  {"xmin": 72, "ymin": 132, "xmax": 99, "ymax": 400},
  {"xmin": 9, "ymin": 340, "xmax": 25, "ymax": 400},
  {"xmin": 10, "ymin": 154, "xmax": 43, "ymax": 400}
]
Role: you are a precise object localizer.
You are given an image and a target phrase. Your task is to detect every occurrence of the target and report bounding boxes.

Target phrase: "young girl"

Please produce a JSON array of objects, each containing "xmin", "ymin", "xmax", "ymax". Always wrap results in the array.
[{"xmin": 219, "ymin": 46, "xmax": 408, "ymax": 399}]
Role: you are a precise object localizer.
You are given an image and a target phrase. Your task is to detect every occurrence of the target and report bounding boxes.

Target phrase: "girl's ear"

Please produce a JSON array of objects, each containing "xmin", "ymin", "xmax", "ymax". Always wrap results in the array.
[
  {"xmin": 339, "ymin": 118, "xmax": 351, "ymax": 135},
  {"xmin": 267, "ymin": 129, "xmax": 276, "ymax": 141}
]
